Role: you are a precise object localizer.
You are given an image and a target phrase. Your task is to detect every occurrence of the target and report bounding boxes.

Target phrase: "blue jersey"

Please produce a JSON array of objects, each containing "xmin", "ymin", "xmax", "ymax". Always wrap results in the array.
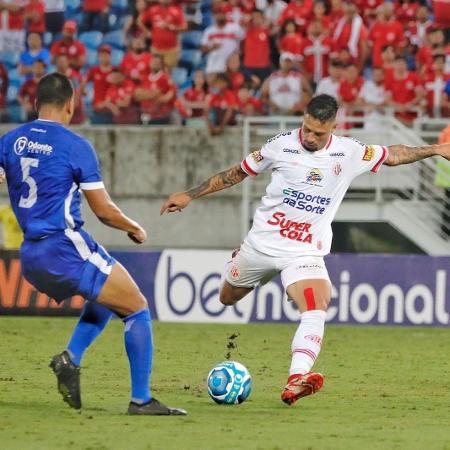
[{"xmin": 0, "ymin": 119, "xmax": 104, "ymax": 241}]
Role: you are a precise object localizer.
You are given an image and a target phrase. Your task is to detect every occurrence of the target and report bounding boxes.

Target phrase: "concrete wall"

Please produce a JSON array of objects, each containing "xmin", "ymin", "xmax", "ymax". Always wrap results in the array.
[{"xmin": 0, "ymin": 125, "xmax": 247, "ymax": 249}]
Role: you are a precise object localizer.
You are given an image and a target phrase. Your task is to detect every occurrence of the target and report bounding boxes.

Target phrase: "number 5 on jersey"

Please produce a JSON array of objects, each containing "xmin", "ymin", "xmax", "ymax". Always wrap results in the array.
[{"xmin": 19, "ymin": 157, "xmax": 39, "ymax": 208}]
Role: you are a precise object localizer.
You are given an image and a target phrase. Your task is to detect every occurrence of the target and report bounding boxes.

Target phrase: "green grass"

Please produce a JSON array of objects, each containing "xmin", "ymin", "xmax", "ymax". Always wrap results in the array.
[{"xmin": 0, "ymin": 318, "xmax": 449, "ymax": 450}]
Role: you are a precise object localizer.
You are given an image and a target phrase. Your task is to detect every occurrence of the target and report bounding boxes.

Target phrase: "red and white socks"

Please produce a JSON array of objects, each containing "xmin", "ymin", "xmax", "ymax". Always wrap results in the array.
[{"xmin": 289, "ymin": 310, "xmax": 326, "ymax": 376}]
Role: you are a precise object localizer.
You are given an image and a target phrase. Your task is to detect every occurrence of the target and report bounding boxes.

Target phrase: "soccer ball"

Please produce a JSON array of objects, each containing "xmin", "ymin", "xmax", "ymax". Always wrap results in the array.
[{"xmin": 207, "ymin": 361, "xmax": 252, "ymax": 404}]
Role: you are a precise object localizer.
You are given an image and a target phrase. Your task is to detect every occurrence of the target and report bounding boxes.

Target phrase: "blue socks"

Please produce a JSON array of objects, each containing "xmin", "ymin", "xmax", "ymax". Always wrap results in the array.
[
  {"xmin": 67, "ymin": 302, "xmax": 113, "ymax": 366},
  {"xmin": 123, "ymin": 308, "xmax": 153, "ymax": 404}
]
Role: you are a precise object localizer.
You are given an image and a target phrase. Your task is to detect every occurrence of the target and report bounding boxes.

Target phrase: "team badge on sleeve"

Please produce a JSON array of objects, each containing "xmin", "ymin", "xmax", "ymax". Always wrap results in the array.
[
  {"xmin": 251, "ymin": 150, "xmax": 264, "ymax": 163},
  {"xmin": 363, "ymin": 145, "xmax": 375, "ymax": 161}
]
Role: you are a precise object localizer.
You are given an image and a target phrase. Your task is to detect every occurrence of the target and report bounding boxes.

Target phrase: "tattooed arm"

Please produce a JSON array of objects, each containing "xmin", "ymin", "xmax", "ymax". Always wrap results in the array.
[
  {"xmin": 384, "ymin": 143, "xmax": 450, "ymax": 166},
  {"xmin": 160, "ymin": 164, "xmax": 248, "ymax": 214}
]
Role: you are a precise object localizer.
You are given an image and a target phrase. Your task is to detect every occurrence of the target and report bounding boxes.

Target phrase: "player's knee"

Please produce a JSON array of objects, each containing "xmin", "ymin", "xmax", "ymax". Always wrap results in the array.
[
  {"xmin": 123, "ymin": 292, "xmax": 148, "ymax": 315},
  {"xmin": 219, "ymin": 291, "xmax": 237, "ymax": 306}
]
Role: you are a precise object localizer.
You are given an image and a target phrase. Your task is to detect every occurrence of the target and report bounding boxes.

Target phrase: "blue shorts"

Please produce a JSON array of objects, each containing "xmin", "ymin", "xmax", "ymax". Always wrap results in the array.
[{"xmin": 20, "ymin": 228, "xmax": 116, "ymax": 303}]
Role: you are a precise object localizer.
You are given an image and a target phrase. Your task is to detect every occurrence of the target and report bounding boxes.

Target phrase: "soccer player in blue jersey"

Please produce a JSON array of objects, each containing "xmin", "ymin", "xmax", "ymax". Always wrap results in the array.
[{"xmin": 0, "ymin": 73, "xmax": 186, "ymax": 416}]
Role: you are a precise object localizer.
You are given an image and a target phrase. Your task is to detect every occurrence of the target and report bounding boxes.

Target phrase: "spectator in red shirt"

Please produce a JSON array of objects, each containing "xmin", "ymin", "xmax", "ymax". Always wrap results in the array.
[
  {"xmin": 51, "ymin": 20, "xmax": 87, "ymax": 70},
  {"xmin": 278, "ymin": 20, "xmax": 303, "ymax": 61},
  {"xmin": 380, "ymin": 44, "xmax": 396, "ymax": 84},
  {"xmin": 311, "ymin": 1, "xmax": 331, "ymax": 33},
  {"xmin": 25, "ymin": 0, "xmax": 46, "ymax": 34},
  {"xmin": 81, "ymin": 44, "xmax": 114, "ymax": 124},
  {"xmin": 138, "ymin": 0, "xmax": 187, "ymax": 72},
  {"xmin": 206, "ymin": 73, "xmax": 238, "ymax": 135},
  {"xmin": 395, "ymin": 0, "xmax": 419, "ymax": 26},
  {"xmin": 134, "ymin": 54, "xmax": 177, "ymax": 124},
  {"xmin": 338, "ymin": 62, "xmax": 364, "ymax": 112},
  {"xmin": 81, "ymin": 0, "xmax": 111, "ymax": 33},
  {"xmin": 177, "ymin": 69, "xmax": 208, "ymax": 124},
  {"xmin": 121, "ymin": 36, "xmax": 152, "ymax": 86},
  {"xmin": 0, "ymin": 1, "xmax": 26, "ymax": 53},
  {"xmin": 123, "ymin": 0, "xmax": 148, "ymax": 46},
  {"xmin": 55, "ymin": 54, "xmax": 86, "ymax": 124},
  {"xmin": 300, "ymin": 19, "xmax": 333, "ymax": 85},
  {"xmin": 0, "ymin": 62, "xmax": 9, "ymax": 122},
  {"xmin": 226, "ymin": 53, "xmax": 246, "ymax": 92},
  {"xmin": 332, "ymin": 1, "xmax": 369, "ymax": 70},
  {"xmin": 385, "ymin": 55, "xmax": 424, "ymax": 123},
  {"xmin": 432, "ymin": 0, "xmax": 450, "ymax": 39},
  {"xmin": 416, "ymin": 28, "xmax": 448, "ymax": 77},
  {"xmin": 243, "ymin": 9, "xmax": 272, "ymax": 82},
  {"xmin": 406, "ymin": 5, "xmax": 433, "ymax": 48},
  {"xmin": 355, "ymin": 0, "xmax": 383, "ymax": 25},
  {"xmin": 18, "ymin": 59, "xmax": 46, "ymax": 122},
  {"xmin": 369, "ymin": 2, "xmax": 406, "ymax": 67},
  {"xmin": 329, "ymin": 0, "xmax": 344, "ymax": 28},
  {"xmin": 422, "ymin": 54, "xmax": 450, "ymax": 117},
  {"xmin": 277, "ymin": 0, "xmax": 313, "ymax": 35},
  {"xmin": 101, "ymin": 67, "xmax": 139, "ymax": 124},
  {"xmin": 236, "ymin": 82, "xmax": 265, "ymax": 116}
]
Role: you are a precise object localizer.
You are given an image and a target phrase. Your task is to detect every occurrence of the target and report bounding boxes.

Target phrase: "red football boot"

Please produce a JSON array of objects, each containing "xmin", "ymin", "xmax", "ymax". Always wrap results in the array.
[{"xmin": 281, "ymin": 372, "xmax": 324, "ymax": 405}]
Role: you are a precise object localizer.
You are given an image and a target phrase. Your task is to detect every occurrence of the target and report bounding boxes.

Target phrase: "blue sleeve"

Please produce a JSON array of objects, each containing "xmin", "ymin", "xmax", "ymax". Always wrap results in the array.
[
  {"xmin": 19, "ymin": 51, "xmax": 28, "ymax": 65},
  {"xmin": 445, "ymin": 79, "xmax": 450, "ymax": 97},
  {"xmin": 41, "ymin": 49, "xmax": 51, "ymax": 66},
  {"xmin": 70, "ymin": 138, "xmax": 104, "ymax": 190}
]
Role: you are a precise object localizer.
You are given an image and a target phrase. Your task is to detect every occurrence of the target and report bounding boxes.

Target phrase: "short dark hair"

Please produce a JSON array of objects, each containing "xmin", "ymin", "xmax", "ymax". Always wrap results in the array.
[
  {"xmin": 305, "ymin": 94, "xmax": 339, "ymax": 123},
  {"xmin": 36, "ymin": 73, "xmax": 73, "ymax": 110}
]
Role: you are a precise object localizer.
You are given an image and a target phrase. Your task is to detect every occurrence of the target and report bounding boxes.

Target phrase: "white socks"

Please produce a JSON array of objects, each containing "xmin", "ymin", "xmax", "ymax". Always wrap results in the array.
[{"xmin": 289, "ymin": 310, "xmax": 326, "ymax": 376}]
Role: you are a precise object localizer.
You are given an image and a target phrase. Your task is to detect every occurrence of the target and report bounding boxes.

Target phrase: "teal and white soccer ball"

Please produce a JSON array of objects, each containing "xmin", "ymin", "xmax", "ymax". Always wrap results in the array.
[{"xmin": 207, "ymin": 361, "xmax": 252, "ymax": 404}]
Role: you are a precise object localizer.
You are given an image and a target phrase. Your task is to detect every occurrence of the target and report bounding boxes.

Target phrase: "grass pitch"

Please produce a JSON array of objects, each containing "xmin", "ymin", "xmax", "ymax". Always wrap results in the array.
[{"xmin": 0, "ymin": 318, "xmax": 449, "ymax": 450}]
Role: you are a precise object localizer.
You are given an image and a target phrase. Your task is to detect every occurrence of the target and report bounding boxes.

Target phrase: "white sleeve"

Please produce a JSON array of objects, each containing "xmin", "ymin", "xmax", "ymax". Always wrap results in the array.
[
  {"xmin": 201, "ymin": 28, "xmax": 211, "ymax": 46},
  {"xmin": 351, "ymin": 141, "xmax": 389, "ymax": 177},
  {"xmin": 241, "ymin": 143, "xmax": 277, "ymax": 176}
]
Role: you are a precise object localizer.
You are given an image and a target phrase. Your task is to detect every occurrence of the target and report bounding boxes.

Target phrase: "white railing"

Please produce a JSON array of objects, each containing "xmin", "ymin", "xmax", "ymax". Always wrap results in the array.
[{"xmin": 241, "ymin": 114, "xmax": 450, "ymax": 253}]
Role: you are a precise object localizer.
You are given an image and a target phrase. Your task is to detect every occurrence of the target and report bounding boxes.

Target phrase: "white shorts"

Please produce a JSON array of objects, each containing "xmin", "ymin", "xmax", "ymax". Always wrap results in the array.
[{"xmin": 224, "ymin": 241, "xmax": 330, "ymax": 290}]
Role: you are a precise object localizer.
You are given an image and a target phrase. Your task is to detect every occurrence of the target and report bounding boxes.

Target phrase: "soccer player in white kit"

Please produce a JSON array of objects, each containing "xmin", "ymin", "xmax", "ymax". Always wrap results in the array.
[{"xmin": 161, "ymin": 94, "xmax": 450, "ymax": 406}]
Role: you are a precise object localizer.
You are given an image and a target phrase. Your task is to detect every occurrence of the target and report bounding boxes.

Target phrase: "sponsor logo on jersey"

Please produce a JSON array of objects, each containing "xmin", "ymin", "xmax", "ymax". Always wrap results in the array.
[
  {"xmin": 329, "ymin": 152, "xmax": 344, "ymax": 157},
  {"xmin": 282, "ymin": 148, "xmax": 301, "ymax": 154},
  {"xmin": 267, "ymin": 211, "xmax": 313, "ymax": 244},
  {"xmin": 363, "ymin": 145, "xmax": 375, "ymax": 161},
  {"xmin": 282, "ymin": 187, "xmax": 331, "ymax": 215},
  {"xmin": 13, "ymin": 137, "xmax": 53, "ymax": 156},
  {"xmin": 305, "ymin": 168, "xmax": 323, "ymax": 185},
  {"xmin": 13, "ymin": 137, "xmax": 28, "ymax": 155},
  {"xmin": 333, "ymin": 163, "xmax": 342, "ymax": 176},
  {"xmin": 251, "ymin": 150, "xmax": 264, "ymax": 163},
  {"xmin": 266, "ymin": 131, "xmax": 291, "ymax": 144}
]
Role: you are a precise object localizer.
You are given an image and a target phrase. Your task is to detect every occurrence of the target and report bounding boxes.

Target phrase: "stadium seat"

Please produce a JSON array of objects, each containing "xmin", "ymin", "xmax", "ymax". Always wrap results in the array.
[
  {"xmin": 8, "ymin": 69, "xmax": 23, "ymax": 87},
  {"xmin": 181, "ymin": 31, "xmax": 203, "ymax": 50},
  {"xmin": 43, "ymin": 32, "xmax": 53, "ymax": 47},
  {"xmin": 172, "ymin": 67, "xmax": 188, "ymax": 87},
  {"xmin": 7, "ymin": 85, "xmax": 19, "ymax": 103},
  {"xmin": 0, "ymin": 52, "xmax": 20, "ymax": 69},
  {"xmin": 180, "ymin": 49, "xmax": 202, "ymax": 72},
  {"xmin": 102, "ymin": 30, "xmax": 125, "ymax": 50},
  {"xmin": 86, "ymin": 49, "xmax": 98, "ymax": 67},
  {"xmin": 65, "ymin": 0, "xmax": 81, "ymax": 10},
  {"xmin": 111, "ymin": 49, "xmax": 124, "ymax": 66},
  {"xmin": 79, "ymin": 31, "xmax": 103, "ymax": 50}
]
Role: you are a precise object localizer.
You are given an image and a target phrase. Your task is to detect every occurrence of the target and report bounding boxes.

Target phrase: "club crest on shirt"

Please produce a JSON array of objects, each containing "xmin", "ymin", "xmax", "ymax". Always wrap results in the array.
[
  {"xmin": 363, "ymin": 145, "xmax": 375, "ymax": 161},
  {"xmin": 333, "ymin": 163, "xmax": 342, "ymax": 176},
  {"xmin": 230, "ymin": 265, "xmax": 240, "ymax": 279},
  {"xmin": 251, "ymin": 150, "xmax": 264, "ymax": 163},
  {"xmin": 305, "ymin": 168, "xmax": 323, "ymax": 185}
]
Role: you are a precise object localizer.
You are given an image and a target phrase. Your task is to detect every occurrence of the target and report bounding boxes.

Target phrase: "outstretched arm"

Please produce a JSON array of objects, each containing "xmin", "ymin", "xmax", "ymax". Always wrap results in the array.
[
  {"xmin": 384, "ymin": 143, "xmax": 450, "ymax": 166},
  {"xmin": 160, "ymin": 164, "xmax": 248, "ymax": 214}
]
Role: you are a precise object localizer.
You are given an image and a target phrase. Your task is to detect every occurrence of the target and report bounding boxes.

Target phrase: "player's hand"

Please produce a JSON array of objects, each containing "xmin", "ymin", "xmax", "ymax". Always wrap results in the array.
[
  {"xmin": 438, "ymin": 143, "xmax": 450, "ymax": 161},
  {"xmin": 160, "ymin": 191, "xmax": 191, "ymax": 215},
  {"xmin": 128, "ymin": 225, "xmax": 147, "ymax": 244}
]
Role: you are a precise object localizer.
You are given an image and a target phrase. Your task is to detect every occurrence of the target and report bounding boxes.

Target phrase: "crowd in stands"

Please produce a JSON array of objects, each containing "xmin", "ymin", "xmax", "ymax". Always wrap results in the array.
[{"xmin": 0, "ymin": 0, "xmax": 449, "ymax": 133}]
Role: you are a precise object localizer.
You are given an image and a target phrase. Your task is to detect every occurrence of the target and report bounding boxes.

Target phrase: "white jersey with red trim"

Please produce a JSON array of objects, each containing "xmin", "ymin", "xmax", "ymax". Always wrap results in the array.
[{"xmin": 241, "ymin": 129, "xmax": 388, "ymax": 257}]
